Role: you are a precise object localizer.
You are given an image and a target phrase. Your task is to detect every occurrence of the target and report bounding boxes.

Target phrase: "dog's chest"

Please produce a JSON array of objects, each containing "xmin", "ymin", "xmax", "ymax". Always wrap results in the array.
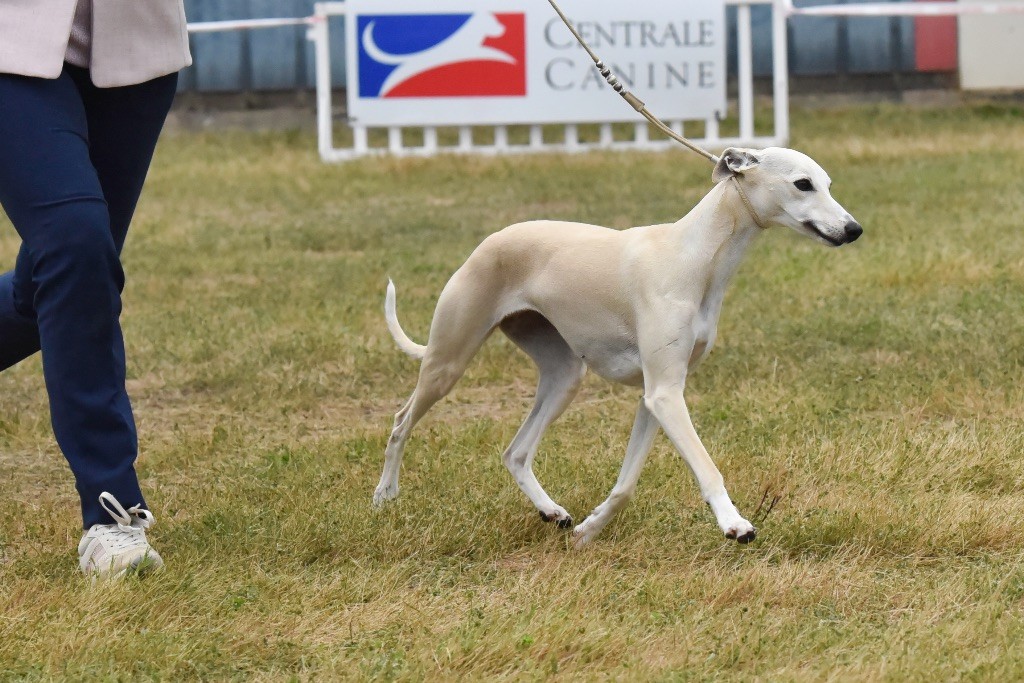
[
  {"xmin": 574, "ymin": 335, "xmax": 643, "ymax": 386},
  {"xmin": 690, "ymin": 313, "xmax": 717, "ymax": 364}
]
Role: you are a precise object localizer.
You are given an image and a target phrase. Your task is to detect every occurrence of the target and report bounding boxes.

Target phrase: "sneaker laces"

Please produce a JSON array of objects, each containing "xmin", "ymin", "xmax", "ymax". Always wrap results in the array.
[{"xmin": 98, "ymin": 491, "xmax": 155, "ymax": 532}]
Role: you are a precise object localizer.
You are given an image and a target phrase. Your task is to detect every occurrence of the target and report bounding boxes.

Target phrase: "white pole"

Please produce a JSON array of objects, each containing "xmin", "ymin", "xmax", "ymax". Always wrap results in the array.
[
  {"xmin": 772, "ymin": 0, "xmax": 790, "ymax": 145},
  {"xmin": 495, "ymin": 125, "xmax": 509, "ymax": 151},
  {"xmin": 705, "ymin": 116, "xmax": 720, "ymax": 145},
  {"xmin": 529, "ymin": 125, "xmax": 543, "ymax": 149},
  {"xmin": 353, "ymin": 126, "xmax": 368, "ymax": 156},
  {"xmin": 424, "ymin": 127, "xmax": 438, "ymax": 154},
  {"xmin": 188, "ymin": 17, "xmax": 312, "ymax": 33},
  {"xmin": 737, "ymin": 2, "xmax": 755, "ymax": 142},
  {"xmin": 458, "ymin": 126, "xmax": 472, "ymax": 151},
  {"xmin": 311, "ymin": 5, "xmax": 334, "ymax": 161},
  {"xmin": 635, "ymin": 121, "xmax": 648, "ymax": 145},
  {"xmin": 564, "ymin": 124, "xmax": 579, "ymax": 151},
  {"xmin": 388, "ymin": 127, "xmax": 402, "ymax": 154}
]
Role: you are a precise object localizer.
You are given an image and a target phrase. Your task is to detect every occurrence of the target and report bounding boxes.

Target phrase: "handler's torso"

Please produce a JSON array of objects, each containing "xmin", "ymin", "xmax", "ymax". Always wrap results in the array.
[{"xmin": 0, "ymin": 0, "xmax": 192, "ymax": 87}]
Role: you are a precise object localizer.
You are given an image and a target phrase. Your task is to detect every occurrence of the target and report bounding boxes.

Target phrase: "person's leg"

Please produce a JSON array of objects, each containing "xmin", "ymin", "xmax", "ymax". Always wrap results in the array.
[
  {"xmin": 0, "ymin": 67, "xmax": 175, "ymax": 528},
  {"xmin": 0, "ymin": 69, "xmax": 137, "ymax": 527},
  {"xmin": 69, "ymin": 66, "xmax": 178, "ymax": 253},
  {"xmin": 0, "ymin": 66, "xmax": 177, "ymax": 370},
  {"xmin": 0, "ymin": 265, "xmax": 39, "ymax": 369},
  {"xmin": 62, "ymin": 66, "xmax": 178, "ymax": 528}
]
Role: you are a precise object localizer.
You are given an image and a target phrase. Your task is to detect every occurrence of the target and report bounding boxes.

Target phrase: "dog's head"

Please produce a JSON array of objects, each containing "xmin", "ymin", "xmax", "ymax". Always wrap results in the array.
[{"xmin": 712, "ymin": 147, "xmax": 862, "ymax": 246}]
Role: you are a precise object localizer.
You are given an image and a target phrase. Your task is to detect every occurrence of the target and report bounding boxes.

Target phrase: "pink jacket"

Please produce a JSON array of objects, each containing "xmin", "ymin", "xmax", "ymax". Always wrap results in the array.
[{"xmin": 0, "ymin": 0, "xmax": 192, "ymax": 87}]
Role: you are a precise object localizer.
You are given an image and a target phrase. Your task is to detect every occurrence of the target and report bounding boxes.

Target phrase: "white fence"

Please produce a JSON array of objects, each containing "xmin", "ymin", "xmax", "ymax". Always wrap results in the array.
[
  {"xmin": 308, "ymin": 0, "xmax": 788, "ymax": 162},
  {"xmin": 186, "ymin": 0, "xmax": 788, "ymax": 162}
]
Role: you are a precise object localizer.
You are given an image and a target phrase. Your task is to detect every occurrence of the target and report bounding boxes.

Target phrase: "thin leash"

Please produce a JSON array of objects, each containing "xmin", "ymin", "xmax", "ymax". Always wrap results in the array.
[
  {"xmin": 545, "ymin": 0, "xmax": 768, "ymax": 230},
  {"xmin": 731, "ymin": 177, "xmax": 768, "ymax": 230},
  {"xmin": 545, "ymin": 0, "xmax": 719, "ymax": 165}
]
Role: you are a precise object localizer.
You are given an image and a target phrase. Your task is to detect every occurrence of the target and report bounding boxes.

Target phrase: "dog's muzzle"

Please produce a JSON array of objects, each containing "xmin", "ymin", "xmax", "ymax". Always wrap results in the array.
[{"xmin": 805, "ymin": 219, "xmax": 863, "ymax": 246}]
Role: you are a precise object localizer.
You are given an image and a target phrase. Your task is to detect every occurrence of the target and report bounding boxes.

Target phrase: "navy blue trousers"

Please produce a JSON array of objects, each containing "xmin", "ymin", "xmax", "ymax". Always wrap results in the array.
[{"xmin": 0, "ymin": 65, "xmax": 177, "ymax": 528}]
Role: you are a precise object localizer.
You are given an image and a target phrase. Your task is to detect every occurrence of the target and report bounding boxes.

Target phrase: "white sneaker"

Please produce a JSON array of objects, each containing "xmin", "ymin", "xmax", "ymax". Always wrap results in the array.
[{"xmin": 78, "ymin": 492, "xmax": 164, "ymax": 578}]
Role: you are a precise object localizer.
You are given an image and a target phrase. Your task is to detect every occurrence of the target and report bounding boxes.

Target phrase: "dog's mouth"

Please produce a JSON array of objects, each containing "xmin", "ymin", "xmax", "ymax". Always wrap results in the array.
[{"xmin": 803, "ymin": 221, "xmax": 844, "ymax": 247}]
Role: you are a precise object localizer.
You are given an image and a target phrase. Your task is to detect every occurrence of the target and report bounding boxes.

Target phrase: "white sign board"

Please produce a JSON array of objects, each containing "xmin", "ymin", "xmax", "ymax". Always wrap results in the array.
[
  {"xmin": 344, "ymin": 0, "xmax": 727, "ymax": 127},
  {"xmin": 959, "ymin": 0, "xmax": 1024, "ymax": 91}
]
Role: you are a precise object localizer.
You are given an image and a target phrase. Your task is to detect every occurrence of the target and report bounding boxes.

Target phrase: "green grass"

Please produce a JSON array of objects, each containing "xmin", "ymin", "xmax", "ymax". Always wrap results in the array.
[{"xmin": 1, "ymin": 102, "xmax": 1024, "ymax": 680}]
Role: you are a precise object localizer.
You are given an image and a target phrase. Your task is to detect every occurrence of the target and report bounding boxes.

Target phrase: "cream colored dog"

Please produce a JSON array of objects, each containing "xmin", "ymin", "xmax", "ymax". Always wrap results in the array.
[{"xmin": 376, "ymin": 147, "xmax": 862, "ymax": 547}]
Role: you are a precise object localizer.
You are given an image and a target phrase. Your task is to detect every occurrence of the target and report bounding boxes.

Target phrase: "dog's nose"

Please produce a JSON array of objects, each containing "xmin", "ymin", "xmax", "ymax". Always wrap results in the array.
[{"xmin": 844, "ymin": 220, "xmax": 863, "ymax": 243}]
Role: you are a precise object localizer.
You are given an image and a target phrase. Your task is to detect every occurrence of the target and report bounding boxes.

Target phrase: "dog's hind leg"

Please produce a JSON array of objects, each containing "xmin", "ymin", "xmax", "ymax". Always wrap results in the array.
[
  {"xmin": 374, "ymin": 352, "xmax": 483, "ymax": 505},
  {"xmin": 375, "ymin": 276, "xmax": 500, "ymax": 506},
  {"xmin": 374, "ymin": 391, "xmax": 419, "ymax": 506},
  {"xmin": 571, "ymin": 398, "xmax": 660, "ymax": 547},
  {"xmin": 499, "ymin": 311, "xmax": 586, "ymax": 528}
]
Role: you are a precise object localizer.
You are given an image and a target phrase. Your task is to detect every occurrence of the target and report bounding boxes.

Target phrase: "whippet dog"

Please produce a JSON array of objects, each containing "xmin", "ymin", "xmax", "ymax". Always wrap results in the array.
[{"xmin": 376, "ymin": 147, "xmax": 862, "ymax": 546}]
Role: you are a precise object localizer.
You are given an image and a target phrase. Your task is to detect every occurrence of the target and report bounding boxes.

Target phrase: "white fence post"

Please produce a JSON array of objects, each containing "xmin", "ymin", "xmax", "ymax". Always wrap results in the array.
[
  {"xmin": 311, "ymin": 4, "xmax": 335, "ymax": 161},
  {"xmin": 737, "ymin": 2, "xmax": 756, "ymax": 143},
  {"xmin": 772, "ymin": 0, "xmax": 790, "ymax": 145}
]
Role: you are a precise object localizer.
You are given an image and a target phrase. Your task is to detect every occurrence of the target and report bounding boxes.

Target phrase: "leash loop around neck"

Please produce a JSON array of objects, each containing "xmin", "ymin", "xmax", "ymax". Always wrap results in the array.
[
  {"xmin": 547, "ymin": 0, "xmax": 769, "ymax": 231},
  {"xmin": 546, "ymin": 0, "xmax": 720, "ymax": 165},
  {"xmin": 730, "ymin": 176, "xmax": 768, "ymax": 230}
]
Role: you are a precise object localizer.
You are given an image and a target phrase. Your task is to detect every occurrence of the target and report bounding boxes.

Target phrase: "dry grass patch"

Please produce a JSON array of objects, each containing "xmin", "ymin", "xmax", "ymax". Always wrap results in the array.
[{"xmin": 1, "ymin": 102, "xmax": 1024, "ymax": 679}]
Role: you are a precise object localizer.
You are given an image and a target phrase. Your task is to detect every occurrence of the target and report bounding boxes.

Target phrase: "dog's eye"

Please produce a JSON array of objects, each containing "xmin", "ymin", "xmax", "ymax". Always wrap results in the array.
[{"xmin": 794, "ymin": 179, "xmax": 814, "ymax": 192}]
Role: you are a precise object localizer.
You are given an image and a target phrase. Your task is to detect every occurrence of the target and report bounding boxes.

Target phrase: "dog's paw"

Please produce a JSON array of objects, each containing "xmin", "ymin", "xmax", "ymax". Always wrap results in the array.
[
  {"xmin": 372, "ymin": 483, "xmax": 399, "ymax": 507},
  {"xmin": 538, "ymin": 508, "xmax": 573, "ymax": 529},
  {"xmin": 570, "ymin": 516, "xmax": 605, "ymax": 549},
  {"xmin": 724, "ymin": 520, "xmax": 757, "ymax": 544}
]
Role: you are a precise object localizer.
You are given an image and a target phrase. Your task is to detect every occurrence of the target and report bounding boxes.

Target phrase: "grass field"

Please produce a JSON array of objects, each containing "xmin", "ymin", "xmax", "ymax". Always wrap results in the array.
[{"xmin": 1, "ymin": 102, "xmax": 1024, "ymax": 680}]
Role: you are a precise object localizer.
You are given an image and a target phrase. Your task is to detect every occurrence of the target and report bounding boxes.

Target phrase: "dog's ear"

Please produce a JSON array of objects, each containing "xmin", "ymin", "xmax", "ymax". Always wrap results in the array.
[{"xmin": 712, "ymin": 148, "xmax": 761, "ymax": 183}]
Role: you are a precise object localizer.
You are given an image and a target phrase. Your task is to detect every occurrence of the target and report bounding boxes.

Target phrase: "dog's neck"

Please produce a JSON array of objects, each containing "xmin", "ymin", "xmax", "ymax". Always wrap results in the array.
[
  {"xmin": 730, "ymin": 176, "xmax": 769, "ymax": 230},
  {"xmin": 669, "ymin": 179, "xmax": 765, "ymax": 312},
  {"xmin": 672, "ymin": 179, "xmax": 765, "ymax": 259}
]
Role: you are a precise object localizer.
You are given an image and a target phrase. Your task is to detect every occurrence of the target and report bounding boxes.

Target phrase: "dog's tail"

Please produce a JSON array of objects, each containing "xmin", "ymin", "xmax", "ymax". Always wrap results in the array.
[{"xmin": 385, "ymin": 279, "xmax": 427, "ymax": 360}]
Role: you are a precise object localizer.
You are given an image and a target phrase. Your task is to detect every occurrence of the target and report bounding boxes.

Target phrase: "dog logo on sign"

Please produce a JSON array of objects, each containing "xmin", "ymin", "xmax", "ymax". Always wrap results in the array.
[{"xmin": 357, "ymin": 13, "xmax": 526, "ymax": 98}]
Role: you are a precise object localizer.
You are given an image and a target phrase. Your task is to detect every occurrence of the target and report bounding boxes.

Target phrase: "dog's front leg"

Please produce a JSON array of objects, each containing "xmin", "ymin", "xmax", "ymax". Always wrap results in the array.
[
  {"xmin": 640, "ymin": 336, "xmax": 756, "ymax": 544},
  {"xmin": 572, "ymin": 398, "xmax": 660, "ymax": 548}
]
